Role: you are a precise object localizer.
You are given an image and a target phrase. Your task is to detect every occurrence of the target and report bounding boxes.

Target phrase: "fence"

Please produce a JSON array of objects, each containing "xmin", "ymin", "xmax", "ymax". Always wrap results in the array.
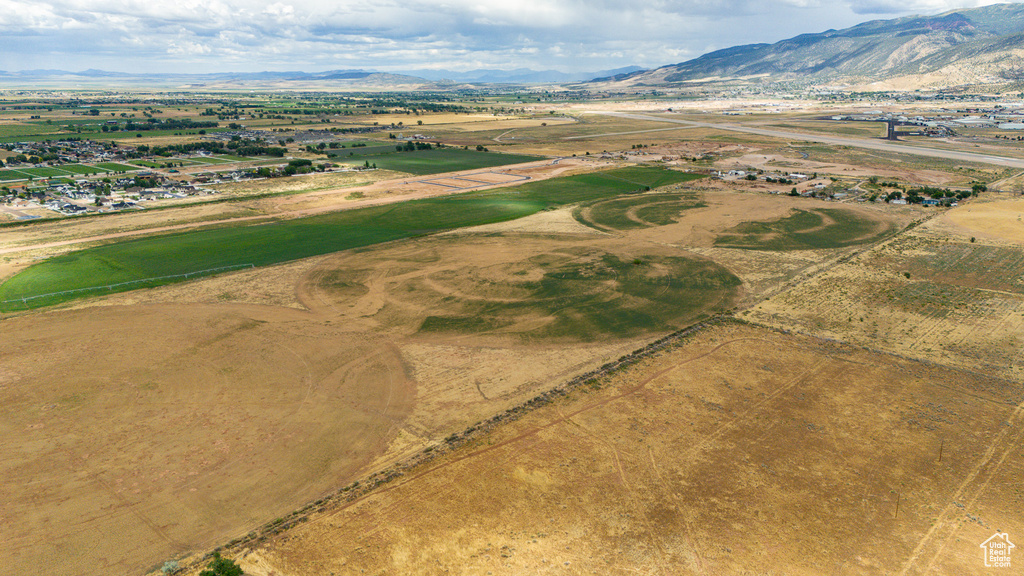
[{"xmin": 1, "ymin": 263, "xmax": 255, "ymax": 307}]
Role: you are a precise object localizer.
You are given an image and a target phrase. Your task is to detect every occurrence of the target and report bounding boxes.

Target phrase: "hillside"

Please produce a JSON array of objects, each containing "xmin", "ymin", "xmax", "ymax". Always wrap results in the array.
[{"xmin": 599, "ymin": 3, "xmax": 1024, "ymax": 90}]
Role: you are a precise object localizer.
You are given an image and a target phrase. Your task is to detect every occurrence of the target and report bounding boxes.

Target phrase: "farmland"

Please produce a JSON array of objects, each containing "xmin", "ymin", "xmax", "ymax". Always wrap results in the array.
[
  {"xmin": 2, "ymin": 90, "xmax": 1022, "ymax": 576},
  {"xmin": 713, "ymin": 207, "xmax": 898, "ymax": 250},
  {"xmin": 749, "ymin": 195, "xmax": 1024, "ymax": 383},
  {"xmin": 0, "ymin": 166, "xmax": 699, "ymax": 309},
  {"xmin": 331, "ymin": 147, "xmax": 545, "ymax": 175},
  {"xmin": 222, "ymin": 322, "xmax": 1024, "ymax": 576}
]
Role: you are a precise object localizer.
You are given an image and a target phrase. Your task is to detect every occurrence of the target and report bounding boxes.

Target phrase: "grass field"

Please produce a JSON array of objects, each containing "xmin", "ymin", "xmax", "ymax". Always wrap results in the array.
[
  {"xmin": 574, "ymin": 191, "xmax": 706, "ymax": 231},
  {"xmin": 189, "ymin": 157, "xmax": 233, "ymax": 164},
  {"xmin": 417, "ymin": 252, "xmax": 739, "ymax": 340},
  {"xmin": 0, "ymin": 169, "xmax": 29, "ymax": 181},
  {"xmin": 714, "ymin": 207, "xmax": 896, "ymax": 250},
  {"xmin": 0, "ymin": 166, "xmax": 698, "ymax": 309},
  {"xmin": 18, "ymin": 166, "xmax": 72, "ymax": 178},
  {"xmin": 94, "ymin": 162, "xmax": 139, "ymax": 172},
  {"xmin": 332, "ymin": 148, "xmax": 545, "ymax": 175},
  {"xmin": 128, "ymin": 160, "xmax": 162, "ymax": 168},
  {"xmin": 59, "ymin": 164, "xmax": 106, "ymax": 175}
]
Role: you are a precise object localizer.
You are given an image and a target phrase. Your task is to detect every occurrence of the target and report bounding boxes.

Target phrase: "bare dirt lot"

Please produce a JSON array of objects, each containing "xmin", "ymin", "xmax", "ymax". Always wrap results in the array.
[
  {"xmin": 937, "ymin": 194, "xmax": 1024, "ymax": 245},
  {"xmin": 222, "ymin": 322, "xmax": 1024, "ymax": 576}
]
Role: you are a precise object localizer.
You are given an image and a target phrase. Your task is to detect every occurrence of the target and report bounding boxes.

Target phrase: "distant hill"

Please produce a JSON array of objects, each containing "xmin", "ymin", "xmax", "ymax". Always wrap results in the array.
[
  {"xmin": 397, "ymin": 66, "xmax": 646, "ymax": 84},
  {"xmin": 0, "ymin": 68, "xmax": 438, "ymax": 90},
  {"xmin": 598, "ymin": 3, "xmax": 1024, "ymax": 90},
  {"xmin": 0, "ymin": 66, "xmax": 647, "ymax": 89}
]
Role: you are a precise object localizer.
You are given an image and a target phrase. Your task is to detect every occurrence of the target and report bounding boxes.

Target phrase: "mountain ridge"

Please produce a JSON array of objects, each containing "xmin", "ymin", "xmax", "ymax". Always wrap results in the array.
[{"xmin": 598, "ymin": 3, "xmax": 1024, "ymax": 90}]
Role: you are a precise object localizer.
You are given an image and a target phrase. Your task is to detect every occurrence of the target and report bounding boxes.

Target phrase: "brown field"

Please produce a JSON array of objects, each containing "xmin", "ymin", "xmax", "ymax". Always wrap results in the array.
[
  {"xmin": 938, "ymin": 195, "xmax": 1024, "ymax": 244},
  {"xmin": 6, "ymin": 97, "xmax": 1020, "ymax": 576},
  {"xmin": 0, "ymin": 180, "xmax": 912, "ymax": 576},
  {"xmin": 217, "ymin": 322, "xmax": 1024, "ymax": 576},
  {"xmin": 749, "ymin": 195, "xmax": 1024, "ymax": 383}
]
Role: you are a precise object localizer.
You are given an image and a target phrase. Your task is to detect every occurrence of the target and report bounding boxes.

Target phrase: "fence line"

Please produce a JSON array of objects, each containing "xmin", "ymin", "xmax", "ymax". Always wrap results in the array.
[{"xmin": 1, "ymin": 263, "xmax": 255, "ymax": 305}]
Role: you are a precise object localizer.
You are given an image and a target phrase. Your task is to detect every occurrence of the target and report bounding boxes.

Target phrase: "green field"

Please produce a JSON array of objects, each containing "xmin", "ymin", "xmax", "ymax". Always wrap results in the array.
[
  {"xmin": 214, "ymin": 154, "xmax": 253, "ymax": 161},
  {"xmin": 575, "ymin": 191, "xmax": 706, "ymax": 231},
  {"xmin": 94, "ymin": 162, "xmax": 139, "ymax": 172},
  {"xmin": 418, "ymin": 252, "xmax": 739, "ymax": 341},
  {"xmin": 0, "ymin": 170, "xmax": 29, "ymax": 181},
  {"xmin": 59, "ymin": 164, "xmax": 106, "ymax": 175},
  {"xmin": 19, "ymin": 167, "xmax": 72, "ymax": 178},
  {"xmin": 713, "ymin": 208, "xmax": 895, "ymax": 251},
  {"xmin": 129, "ymin": 160, "xmax": 162, "ymax": 168},
  {"xmin": 190, "ymin": 157, "xmax": 233, "ymax": 164},
  {"xmin": 0, "ymin": 167, "xmax": 699, "ymax": 310},
  {"xmin": 0, "ymin": 123, "xmax": 60, "ymax": 140},
  {"xmin": 333, "ymin": 148, "xmax": 544, "ymax": 175}
]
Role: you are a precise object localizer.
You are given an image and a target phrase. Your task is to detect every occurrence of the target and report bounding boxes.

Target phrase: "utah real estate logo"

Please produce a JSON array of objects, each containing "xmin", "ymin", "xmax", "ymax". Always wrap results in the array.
[{"xmin": 980, "ymin": 532, "xmax": 1014, "ymax": 568}]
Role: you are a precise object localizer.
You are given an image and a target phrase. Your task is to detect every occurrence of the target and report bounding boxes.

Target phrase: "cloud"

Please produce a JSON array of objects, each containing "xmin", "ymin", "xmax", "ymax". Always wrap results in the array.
[
  {"xmin": 844, "ymin": 0, "xmax": 1009, "ymax": 14},
  {"xmin": 0, "ymin": 0, "xmax": 1015, "ymax": 73}
]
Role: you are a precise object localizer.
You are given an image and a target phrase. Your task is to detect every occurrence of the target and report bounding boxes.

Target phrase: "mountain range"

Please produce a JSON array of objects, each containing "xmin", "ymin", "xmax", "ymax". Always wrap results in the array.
[
  {"xmin": 598, "ymin": 3, "xmax": 1024, "ymax": 90},
  {"xmin": 0, "ymin": 66, "xmax": 646, "ymax": 89}
]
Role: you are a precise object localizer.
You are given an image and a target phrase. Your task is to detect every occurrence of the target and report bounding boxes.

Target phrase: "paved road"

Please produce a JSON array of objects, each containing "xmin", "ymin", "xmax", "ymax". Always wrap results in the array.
[{"xmin": 592, "ymin": 111, "xmax": 1024, "ymax": 169}]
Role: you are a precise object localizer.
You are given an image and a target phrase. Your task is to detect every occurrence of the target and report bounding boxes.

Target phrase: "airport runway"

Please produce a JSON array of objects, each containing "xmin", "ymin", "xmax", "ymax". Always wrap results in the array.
[{"xmin": 592, "ymin": 111, "xmax": 1024, "ymax": 170}]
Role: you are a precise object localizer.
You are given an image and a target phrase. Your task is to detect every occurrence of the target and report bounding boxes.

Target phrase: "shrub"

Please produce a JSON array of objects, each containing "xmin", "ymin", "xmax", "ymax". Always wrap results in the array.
[{"xmin": 199, "ymin": 552, "xmax": 243, "ymax": 576}]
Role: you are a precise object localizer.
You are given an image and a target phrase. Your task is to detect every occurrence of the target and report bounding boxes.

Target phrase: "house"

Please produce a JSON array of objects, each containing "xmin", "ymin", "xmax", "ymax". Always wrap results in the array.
[{"xmin": 921, "ymin": 199, "xmax": 940, "ymax": 206}]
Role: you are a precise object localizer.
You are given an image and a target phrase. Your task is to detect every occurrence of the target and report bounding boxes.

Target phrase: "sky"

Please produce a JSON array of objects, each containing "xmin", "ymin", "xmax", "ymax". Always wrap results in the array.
[{"xmin": 0, "ymin": 0, "xmax": 1018, "ymax": 74}]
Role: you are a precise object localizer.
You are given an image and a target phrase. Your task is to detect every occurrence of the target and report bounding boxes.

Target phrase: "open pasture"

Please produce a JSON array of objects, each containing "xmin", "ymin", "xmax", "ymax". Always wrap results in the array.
[
  {"xmin": 94, "ymin": 162, "xmax": 139, "ymax": 172},
  {"xmin": 59, "ymin": 164, "xmax": 107, "ymax": 175},
  {"xmin": 0, "ymin": 303, "xmax": 415, "ymax": 576},
  {"xmin": 0, "ymin": 170, "xmax": 30, "ymax": 181},
  {"xmin": 574, "ymin": 191, "xmax": 706, "ymax": 231},
  {"xmin": 334, "ymin": 148, "xmax": 545, "ymax": 175},
  {"xmin": 17, "ymin": 166, "xmax": 72, "ymax": 178},
  {"xmin": 714, "ymin": 207, "xmax": 898, "ymax": 250},
  {"xmin": 0, "ymin": 200, "xmax": 754, "ymax": 576},
  {"xmin": 0, "ymin": 166, "xmax": 696, "ymax": 310},
  {"xmin": 750, "ymin": 218, "xmax": 1024, "ymax": 382},
  {"xmin": 222, "ymin": 322, "xmax": 1024, "ymax": 576}
]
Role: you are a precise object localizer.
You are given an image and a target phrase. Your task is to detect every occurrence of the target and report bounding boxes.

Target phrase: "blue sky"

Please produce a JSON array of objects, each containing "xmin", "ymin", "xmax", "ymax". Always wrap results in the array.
[{"xmin": 0, "ymin": 0, "xmax": 1014, "ymax": 73}]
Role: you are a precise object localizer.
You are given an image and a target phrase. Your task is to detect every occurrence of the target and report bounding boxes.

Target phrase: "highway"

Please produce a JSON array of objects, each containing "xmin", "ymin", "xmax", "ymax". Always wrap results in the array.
[{"xmin": 592, "ymin": 111, "xmax": 1024, "ymax": 170}]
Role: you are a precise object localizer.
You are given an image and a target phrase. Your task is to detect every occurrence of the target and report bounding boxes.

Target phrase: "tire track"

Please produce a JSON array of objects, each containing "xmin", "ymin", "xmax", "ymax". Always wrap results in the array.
[{"xmin": 898, "ymin": 399, "xmax": 1024, "ymax": 575}]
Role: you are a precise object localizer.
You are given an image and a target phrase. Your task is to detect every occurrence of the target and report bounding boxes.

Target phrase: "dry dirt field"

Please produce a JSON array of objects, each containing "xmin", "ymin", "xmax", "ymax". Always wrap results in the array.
[
  {"xmin": 217, "ymin": 322, "xmax": 1024, "ymax": 576},
  {"xmin": 0, "ymin": 179, "xmax": 912, "ymax": 576}
]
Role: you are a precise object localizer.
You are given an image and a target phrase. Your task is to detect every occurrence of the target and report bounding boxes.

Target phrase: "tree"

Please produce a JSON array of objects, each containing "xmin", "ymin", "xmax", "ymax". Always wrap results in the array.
[{"xmin": 198, "ymin": 552, "xmax": 243, "ymax": 576}]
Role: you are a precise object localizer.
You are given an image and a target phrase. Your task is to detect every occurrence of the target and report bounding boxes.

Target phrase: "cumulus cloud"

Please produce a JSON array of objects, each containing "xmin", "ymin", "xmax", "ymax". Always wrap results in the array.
[{"xmin": 0, "ymin": 0, "xmax": 1016, "ymax": 73}]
